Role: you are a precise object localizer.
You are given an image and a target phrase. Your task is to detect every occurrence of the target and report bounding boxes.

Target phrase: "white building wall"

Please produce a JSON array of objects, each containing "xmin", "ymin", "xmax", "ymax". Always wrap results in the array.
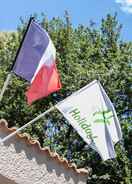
[{"xmin": 0, "ymin": 120, "xmax": 88, "ymax": 184}]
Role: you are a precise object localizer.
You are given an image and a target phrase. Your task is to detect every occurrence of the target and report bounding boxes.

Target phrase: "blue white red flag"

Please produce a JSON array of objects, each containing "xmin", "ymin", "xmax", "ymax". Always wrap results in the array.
[{"xmin": 12, "ymin": 20, "xmax": 62, "ymax": 104}]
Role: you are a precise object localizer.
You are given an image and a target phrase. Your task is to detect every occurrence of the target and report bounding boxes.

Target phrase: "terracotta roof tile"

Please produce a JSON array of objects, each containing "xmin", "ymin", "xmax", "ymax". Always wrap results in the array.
[{"xmin": 0, "ymin": 119, "xmax": 89, "ymax": 175}]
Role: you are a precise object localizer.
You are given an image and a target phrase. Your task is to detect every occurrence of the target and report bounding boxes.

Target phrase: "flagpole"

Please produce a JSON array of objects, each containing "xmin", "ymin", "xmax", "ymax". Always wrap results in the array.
[
  {"xmin": 0, "ymin": 17, "xmax": 35, "ymax": 103},
  {"xmin": 0, "ymin": 106, "xmax": 55, "ymax": 144},
  {"xmin": 0, "ymin": 72, "xmax": 13, "ymax": 102}
]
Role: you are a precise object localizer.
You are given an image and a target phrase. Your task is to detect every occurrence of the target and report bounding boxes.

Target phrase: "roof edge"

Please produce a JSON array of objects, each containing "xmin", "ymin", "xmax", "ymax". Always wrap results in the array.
[{"xmin": 0, "ymin": 119, "xmax": 89, "ymax": 175}]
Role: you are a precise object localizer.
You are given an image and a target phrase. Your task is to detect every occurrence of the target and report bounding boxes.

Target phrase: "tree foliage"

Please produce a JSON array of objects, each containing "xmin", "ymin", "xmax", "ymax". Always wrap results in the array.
[{"xmin": 0, "ymin": 13, "xmax": 131, "ymax": 183}]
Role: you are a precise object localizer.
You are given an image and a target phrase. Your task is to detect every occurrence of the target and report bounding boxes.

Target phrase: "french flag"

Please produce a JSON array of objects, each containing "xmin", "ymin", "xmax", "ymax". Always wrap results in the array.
[{"xmin": 12, "ymin": 20, "xmax": 62, "ymax": 105}]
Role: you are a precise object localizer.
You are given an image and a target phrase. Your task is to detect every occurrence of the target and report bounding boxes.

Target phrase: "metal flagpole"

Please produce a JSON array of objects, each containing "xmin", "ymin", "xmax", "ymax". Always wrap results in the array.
[
  {"xmin": 0, "ymin": 72, "xmax": 13, "ymax": 102},
  {"xmin": 0, "ymin": 17, "xmax": 34, "ymax": 103},
  {"xmin": 0, "ymin": 106, "xmax": 55, "ymax": 144}
]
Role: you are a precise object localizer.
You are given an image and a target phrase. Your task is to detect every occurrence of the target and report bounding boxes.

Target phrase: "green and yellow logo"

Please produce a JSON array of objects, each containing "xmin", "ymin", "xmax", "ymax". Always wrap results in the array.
[
  {"xmin": 93, "ymin": 109, "xmax": 113, "ymax": 125},
  {"xmin": 68, "ymin": 107, "xmax": 113, "ymax": 140}
]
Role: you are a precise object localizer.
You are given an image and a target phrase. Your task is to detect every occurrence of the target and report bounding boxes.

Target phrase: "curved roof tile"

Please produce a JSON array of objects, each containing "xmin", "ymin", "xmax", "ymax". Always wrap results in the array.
[{"xmin": 0, "ymin": 119, "xmax": 89, "ymax": 175}]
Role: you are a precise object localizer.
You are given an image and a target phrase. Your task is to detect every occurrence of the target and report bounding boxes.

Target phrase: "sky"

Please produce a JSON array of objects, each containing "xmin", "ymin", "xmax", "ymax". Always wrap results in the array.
[{"xmin": 0, "ymin": 0, "xmax": 132, "ymax": 41}]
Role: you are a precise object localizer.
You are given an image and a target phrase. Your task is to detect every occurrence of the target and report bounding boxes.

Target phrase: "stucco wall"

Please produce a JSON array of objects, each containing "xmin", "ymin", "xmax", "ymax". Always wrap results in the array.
[
  {"xmin": 0, "ymin": 122, "xmax": 88, "ymax": 184},
  {"xmin": 0, "ymin": 174, "xmax": 17, "ymax": 184}
]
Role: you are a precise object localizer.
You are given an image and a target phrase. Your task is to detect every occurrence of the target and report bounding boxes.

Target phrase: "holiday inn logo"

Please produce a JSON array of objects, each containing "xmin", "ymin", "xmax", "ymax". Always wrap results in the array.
[
  {"xmin": 68, "ymin": 107, "xmax": 113, "ymax": 140},
  {"xmin": 93, "ymin": 109, "xmax": 113, "ymax": 125}
]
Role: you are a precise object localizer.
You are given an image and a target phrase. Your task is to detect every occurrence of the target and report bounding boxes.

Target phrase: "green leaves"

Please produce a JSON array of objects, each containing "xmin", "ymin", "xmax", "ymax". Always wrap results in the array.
[{"xmin": 0, "ymin": 13, "xmax": 131, "ymax": 183}]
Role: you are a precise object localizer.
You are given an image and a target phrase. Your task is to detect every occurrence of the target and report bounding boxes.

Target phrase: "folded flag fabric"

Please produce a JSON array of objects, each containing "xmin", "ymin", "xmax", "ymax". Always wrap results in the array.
[
  {"xmin": 56, "ymin": 80, "xmax": 122, "ymax": 160},
  {"xmin": 12, "ymin": 20, "xmax": 62, "ymax": 104}
]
